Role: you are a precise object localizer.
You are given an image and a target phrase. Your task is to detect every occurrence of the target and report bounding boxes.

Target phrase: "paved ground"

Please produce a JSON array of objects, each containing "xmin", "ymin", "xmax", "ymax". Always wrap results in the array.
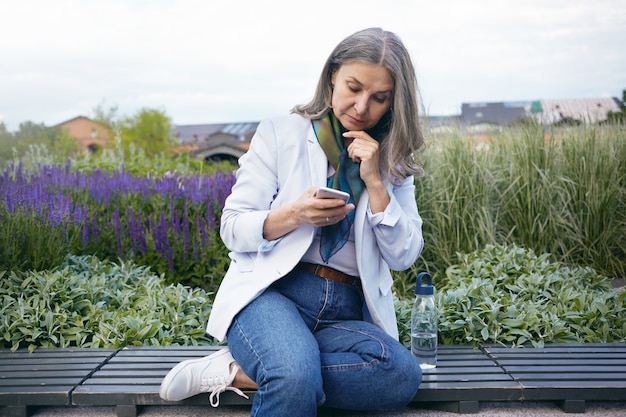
[{"xmin": 30, "ymin": 401, "xmax": 626, "ymax": 417}]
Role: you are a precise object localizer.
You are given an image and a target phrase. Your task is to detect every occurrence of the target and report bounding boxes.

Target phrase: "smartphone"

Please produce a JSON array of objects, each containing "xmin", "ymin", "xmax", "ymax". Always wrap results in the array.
[{"xmin": 316, "ymin": 187, "xmax": 350, "ymax": 203}]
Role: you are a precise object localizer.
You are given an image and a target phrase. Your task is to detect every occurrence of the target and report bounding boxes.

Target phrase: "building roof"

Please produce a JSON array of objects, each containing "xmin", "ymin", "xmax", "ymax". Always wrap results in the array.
[
  {"xmin": 54, "ymin": 115, "xmax": 95, "ymax": 128},
  {"xmin": 535, "ymin": 98, "xmax": 620, "ymax": 124},
  {"xmin": 172, "ymin": 122, "xmax": 259, "ymax": 145},
  {"xmin": 461, "ymin": 101, "xmax": 531, "ymax": 126},
  {"xmin": 172, "ymin": 124, "xmax": 223, "ymax": 142},
  {"xmin": 172, "ymin": 121, "xmax": 259, "ymax": 163}
]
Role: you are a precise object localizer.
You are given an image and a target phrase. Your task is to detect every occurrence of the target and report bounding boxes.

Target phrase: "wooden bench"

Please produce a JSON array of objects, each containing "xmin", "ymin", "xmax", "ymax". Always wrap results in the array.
[
  {"xmin": 482, "ymin": 343, "xmax": 626, "ymax": 413},
  {"xmin": 1, "ymin": 343, "xmax": 625, "ymax": 417},
  {"xmin": 0, "ymin": 348, "xmax": 117, "ymax": 417}
]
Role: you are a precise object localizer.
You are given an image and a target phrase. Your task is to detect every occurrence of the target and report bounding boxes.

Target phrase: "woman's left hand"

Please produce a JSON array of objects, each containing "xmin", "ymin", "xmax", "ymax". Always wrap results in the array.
[
  {"xmin": 342, "ymin": 130, "xmax": 390, "ymax": 214},
  {"xmin": 342, "ymin": 130, "xmax": 382, "ymax": 186}
]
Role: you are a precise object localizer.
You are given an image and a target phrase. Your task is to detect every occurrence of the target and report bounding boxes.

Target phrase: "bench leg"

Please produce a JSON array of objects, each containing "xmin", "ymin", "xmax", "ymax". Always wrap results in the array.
[
  {"xmin": 457, "ymin": 401, "xmax": 480, "ymax": 414},
  {"xmin": 558, "ymin": 400, "xmax": 586, "ymax": 413},
  {"xmin": 115, "ymin": 405, "xmax": 141, "ymax": 417},
  {"xmin": 0, "ymin": 406, "xmax": 39, "ymax": 417},
  {"xmin": 418, "ymin": 401, "xmax": 480, "ymax": 414}
]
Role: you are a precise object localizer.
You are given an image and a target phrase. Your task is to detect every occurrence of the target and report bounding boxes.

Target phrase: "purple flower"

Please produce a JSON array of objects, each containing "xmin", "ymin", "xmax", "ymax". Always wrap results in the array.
[{"xmin": 1, "ymin": 160, "xmax": 236, "ymax": 278}]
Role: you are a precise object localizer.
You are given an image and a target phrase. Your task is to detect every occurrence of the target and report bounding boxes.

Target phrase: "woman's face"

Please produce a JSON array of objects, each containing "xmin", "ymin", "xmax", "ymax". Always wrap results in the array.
[{"xmin": 331, "ymin": 61, "xmax": 394, "ymax": 132}]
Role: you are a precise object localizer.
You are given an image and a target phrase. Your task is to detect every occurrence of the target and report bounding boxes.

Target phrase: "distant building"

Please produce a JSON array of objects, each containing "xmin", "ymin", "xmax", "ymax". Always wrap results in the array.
[
  {"xmin": 434, "ymin": 97, "xmax": 623, "ymax": 134},
  {"xmin": 422, "ymin": 115, "xmax": 462, "ymax": 134},
  {"xmin": 461, "ymin": 101, "xmax": 531, "ymax": 128},
  {"xmin": 55, "ymin": 116, "xmax": 111, "ymax": 152},
  {"xmin": 172, "ymin": 122, "xmax": 258, "ymax": 164},
  {"xmin": 533, "ymin": 97, "xmax": 620, "ymax": 125},
  {"xmin": 459, "ymin": 97, "xmax": 620, "ymax": 130}
]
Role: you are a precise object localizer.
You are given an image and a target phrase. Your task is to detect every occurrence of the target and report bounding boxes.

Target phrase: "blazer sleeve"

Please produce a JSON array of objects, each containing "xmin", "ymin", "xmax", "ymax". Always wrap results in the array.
[
  {"xmin": 219, "ymin": 119, "xmax": 280, "ymax": 253},
  {"xmin": 368, "ymin": 176, "xmax": 424, "ymax": 271}
]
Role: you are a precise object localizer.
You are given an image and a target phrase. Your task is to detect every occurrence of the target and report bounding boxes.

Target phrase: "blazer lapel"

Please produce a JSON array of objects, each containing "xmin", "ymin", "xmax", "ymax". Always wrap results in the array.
[{"xmin": 307, "ymin": 127, "xmax": 329, "ymax": 186}]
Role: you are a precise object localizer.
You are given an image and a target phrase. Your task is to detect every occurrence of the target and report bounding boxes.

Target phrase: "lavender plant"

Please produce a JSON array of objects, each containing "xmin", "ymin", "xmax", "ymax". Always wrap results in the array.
[{"xmin": 0, "ymin": 161, "xmax": 236, "ymax": 288}]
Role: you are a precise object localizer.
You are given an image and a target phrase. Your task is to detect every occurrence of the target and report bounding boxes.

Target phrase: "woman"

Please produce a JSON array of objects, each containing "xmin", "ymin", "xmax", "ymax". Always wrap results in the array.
[{"xmin": 160, "ymin": 27, "xmax": 425, "ymax": 416}]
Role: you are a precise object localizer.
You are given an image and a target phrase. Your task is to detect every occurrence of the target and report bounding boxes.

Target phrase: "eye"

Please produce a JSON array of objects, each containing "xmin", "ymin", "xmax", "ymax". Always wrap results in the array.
[{"xmin": 373, "ymin": 95, "xmax": 389, "ymax": 104}]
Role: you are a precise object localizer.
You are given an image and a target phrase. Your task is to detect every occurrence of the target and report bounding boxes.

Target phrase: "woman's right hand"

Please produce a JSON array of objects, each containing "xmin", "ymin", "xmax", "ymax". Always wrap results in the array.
[
  {"xmin": 262, "ymin": 187, "xmax": 355, "ymax": 241},
  {"xmin": 305, "ymin": 187, "xmax": 355, "ymax": 227}
]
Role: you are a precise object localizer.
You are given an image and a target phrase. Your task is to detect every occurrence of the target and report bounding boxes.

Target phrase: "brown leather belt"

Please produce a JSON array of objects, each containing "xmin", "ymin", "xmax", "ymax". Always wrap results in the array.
[{"xmin": 298, "ymin": 262, "xmax": 359, "ymax": 286}]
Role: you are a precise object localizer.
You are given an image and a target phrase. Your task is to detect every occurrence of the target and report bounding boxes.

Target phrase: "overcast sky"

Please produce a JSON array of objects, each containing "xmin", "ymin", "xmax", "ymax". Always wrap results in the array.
[{"xmin": 1, "ymin": 0, "xmax": 624, "ymax": 132}]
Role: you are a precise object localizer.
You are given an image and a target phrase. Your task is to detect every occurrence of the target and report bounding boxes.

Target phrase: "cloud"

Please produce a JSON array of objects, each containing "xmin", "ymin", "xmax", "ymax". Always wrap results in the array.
[{"xmin": 1, "ymin": 0, "xmax": 624, "ymax": 131}]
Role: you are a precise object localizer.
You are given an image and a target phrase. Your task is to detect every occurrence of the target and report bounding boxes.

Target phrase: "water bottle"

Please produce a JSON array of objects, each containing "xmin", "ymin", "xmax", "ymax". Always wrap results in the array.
[{"xmin": 411, "ymin": 272, "xmax": 437, "ymax": 369}]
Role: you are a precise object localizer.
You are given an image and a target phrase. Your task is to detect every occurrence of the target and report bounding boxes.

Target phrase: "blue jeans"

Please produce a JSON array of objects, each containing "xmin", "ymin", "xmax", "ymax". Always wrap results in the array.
[{"xmin": 226, "ymin": 266, "xmax": 422, "ymax": 417}]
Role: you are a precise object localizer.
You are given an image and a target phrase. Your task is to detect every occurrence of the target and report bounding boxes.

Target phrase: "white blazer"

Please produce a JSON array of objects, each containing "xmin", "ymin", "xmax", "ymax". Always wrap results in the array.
[{"xmin": 206, "ymin": 113, "xmax": 424, "ymax": 341}]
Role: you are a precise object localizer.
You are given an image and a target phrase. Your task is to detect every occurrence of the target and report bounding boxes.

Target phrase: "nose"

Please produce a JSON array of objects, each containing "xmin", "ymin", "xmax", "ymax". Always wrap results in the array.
[{"xmin": 354, "ymin": 95, "xmax": 368, "ymax": 116}]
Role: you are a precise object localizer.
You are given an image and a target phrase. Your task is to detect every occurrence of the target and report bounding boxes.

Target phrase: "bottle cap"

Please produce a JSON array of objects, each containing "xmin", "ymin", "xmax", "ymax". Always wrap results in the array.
[{"xmin": 415, "ymin": 272, "xmax": 434, "ymax": 295}]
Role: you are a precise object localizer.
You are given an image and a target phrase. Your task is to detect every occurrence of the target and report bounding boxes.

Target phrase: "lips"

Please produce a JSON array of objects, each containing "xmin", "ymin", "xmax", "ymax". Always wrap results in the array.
[{"xmin": 345, "ymin": 114, "xmax": 366, "ymax": 128}]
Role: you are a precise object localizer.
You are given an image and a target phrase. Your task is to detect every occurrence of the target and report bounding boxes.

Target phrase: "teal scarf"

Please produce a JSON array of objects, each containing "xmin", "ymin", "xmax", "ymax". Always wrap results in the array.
[{"xmin": 312, "ymin": 111, "xmax": 364, "ymax": 263}]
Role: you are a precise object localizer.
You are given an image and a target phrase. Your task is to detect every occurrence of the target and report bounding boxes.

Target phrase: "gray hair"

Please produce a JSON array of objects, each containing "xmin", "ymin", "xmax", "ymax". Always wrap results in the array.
[{"xmin": 292, "ymin": 27, "xmax": 424, "ymax": 181}]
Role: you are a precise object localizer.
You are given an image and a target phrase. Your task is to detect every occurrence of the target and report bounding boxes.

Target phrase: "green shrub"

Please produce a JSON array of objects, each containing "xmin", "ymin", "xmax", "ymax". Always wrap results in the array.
[
  {"xmin": 0, "ymin": 255, "xmax": 217, "ymax": 352},
  {"xmin": 3, "ymin": 246, "xmax": 623, "ymax": 351},
  {"xmin": 395, "ymin": 244, "xmax": 625, "ymax": 348}
]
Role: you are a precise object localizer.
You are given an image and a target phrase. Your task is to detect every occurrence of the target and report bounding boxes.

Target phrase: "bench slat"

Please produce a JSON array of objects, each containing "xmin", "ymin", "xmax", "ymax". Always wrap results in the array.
[
  {"xmin": 511, "ymin": 372, "xmax": 626, "ymax": 381},
  {"xmin": 0, "ymin": 375, "xmax": 91, "ymax": 386},
  {"xmin": 502, "ymin": 365, "xmax": 625, "ymax": 373},
  {"xmin": 81, "ymin": 377, "xmax": 164, "ymax": 385},
  {"xmin": 0, "ymin": 363, "xmax": 102, "ymax": 372},
  {"xmin": 0, "ymin": 370, "xmax": 91, "ymax": 386},
  {"xmin": 422, "ymin": 374, "xmax": 515, "ymax": 383},
  {"xmin": 418, "ymin": 366, "xmax": 505, "ymax": 375},
  {"xmin": 496, "ymin": 358, "xmax": 626, "ymax": 366},
  {"xmin": 0, "ymin": 348, "xmax": 116, "ymax": 360}
]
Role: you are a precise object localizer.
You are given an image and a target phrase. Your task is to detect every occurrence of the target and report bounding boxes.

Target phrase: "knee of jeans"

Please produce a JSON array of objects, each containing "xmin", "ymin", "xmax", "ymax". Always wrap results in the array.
[
  {"xmin": 262, "ymin": 362, "xmax": 325, "ymax": 405},
  {"xmin": 397, "ymin": 353, "xmax": 423, "ymax": 393},
  {"xmin": 270, "ymin": 359, "xmax": 320, "ymax": 387},
  {"xmin": 377, "ymin": 356, "xmax": 422, "ymax": 408}
]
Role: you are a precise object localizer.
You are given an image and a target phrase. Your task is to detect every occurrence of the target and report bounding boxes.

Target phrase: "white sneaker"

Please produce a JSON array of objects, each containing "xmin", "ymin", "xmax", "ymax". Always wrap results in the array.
[{"xmin": 159, "ymin": 348, "xmax": 249, "ymax": 406}]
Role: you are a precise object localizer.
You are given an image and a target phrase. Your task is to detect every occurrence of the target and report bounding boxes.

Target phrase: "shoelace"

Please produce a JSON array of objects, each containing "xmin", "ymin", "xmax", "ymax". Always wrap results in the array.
[{"xmin": 203, "ymin": 364, "xmax": 250, "ymax": 407}]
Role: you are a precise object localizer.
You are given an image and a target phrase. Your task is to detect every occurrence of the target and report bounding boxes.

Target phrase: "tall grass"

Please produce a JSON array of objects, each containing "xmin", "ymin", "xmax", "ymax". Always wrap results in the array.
[
  {"xmin": 554, "ymin": 126, "xmax": 626, "ymax": 280},
  {"xmin": 493, "ymin": 123, "xmax": 561, "ymax": 252},
  {"xmin": 414, "ymin": 132, "xmax": 497, "ymax": 273},
  {"xmin": 408, "ymin": 123, "xmax": 625, "ymax": 293}
]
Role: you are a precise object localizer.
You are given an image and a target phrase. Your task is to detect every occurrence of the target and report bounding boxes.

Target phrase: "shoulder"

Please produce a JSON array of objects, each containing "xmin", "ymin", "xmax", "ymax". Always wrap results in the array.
[
  {"xmin": 248, "ymin": 113, "xmax": 314, "ymax": 153},
  {"xmin": 251, "ymin": 114, "xmax": 312, "ymax": 146},
  {"xmin": 259, "ymin": 113, "xmax": 311, "ymax": 131}
]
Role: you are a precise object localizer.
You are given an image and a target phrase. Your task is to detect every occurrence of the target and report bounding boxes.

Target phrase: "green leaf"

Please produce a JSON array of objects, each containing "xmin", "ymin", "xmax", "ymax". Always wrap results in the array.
[{"xmin": 481, "ymin": 327, "xmax": 490, "ymax": 341}]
